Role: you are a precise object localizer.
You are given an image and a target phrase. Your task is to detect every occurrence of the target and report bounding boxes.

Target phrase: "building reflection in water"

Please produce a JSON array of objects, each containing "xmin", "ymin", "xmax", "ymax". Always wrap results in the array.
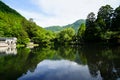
[{"xmin": 0, "ymin": 46, "xmax": 17, "ymax": 55}]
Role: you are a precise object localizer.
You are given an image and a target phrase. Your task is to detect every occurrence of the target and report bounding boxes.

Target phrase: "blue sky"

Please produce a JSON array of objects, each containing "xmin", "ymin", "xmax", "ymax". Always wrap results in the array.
[{"xmin": 2, "ymin": 0, "xmax": 120, "ymax": 27}]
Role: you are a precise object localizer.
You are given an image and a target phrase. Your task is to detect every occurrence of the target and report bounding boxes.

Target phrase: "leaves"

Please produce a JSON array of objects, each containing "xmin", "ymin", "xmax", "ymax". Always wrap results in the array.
[
  {"xmin": 0, "ymin": 1, "xmax": 55, "ymax": 45},
  {"xmin": 57, "ymin": 27, "xmax": 75, "ymax": 43}
]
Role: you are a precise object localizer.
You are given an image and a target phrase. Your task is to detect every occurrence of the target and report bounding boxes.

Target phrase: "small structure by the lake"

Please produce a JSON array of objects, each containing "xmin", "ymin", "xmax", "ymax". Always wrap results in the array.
[{"xmin": 0, "ymin": 37, "xmax": 17, "ymax": 47}]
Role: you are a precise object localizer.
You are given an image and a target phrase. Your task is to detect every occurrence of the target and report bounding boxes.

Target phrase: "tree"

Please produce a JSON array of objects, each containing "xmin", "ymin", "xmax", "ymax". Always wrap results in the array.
[
  {"xmin": 77, "ymin": 23, "xmax": 86, "ymax": 40},
  {"xmin": 57, "ymin": 27, "xmax": 75, "ymax": 43},
  {"xmin": 84, "ymin": 12, "xmax": 101, "ymax": 41},
  {"xmin": 29, "ymin": 18, "xmax": 34, "ymax": 22},
  {"xmin": 97, "ymin": 5, "xmax": 113, "ymax": 31},
  {"xmin": 111, "ymin": 6, "xmax": 120, "ymax": 31},
  {"xmin": 86, "ymin": 12, "xmax": 96, "ymax": 28}
]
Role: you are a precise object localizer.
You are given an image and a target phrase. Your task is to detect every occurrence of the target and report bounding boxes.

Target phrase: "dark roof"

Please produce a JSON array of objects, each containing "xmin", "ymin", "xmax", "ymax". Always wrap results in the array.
[{"xmin": 0, "ymin": 37, "xmax": 17, "ymax": 41}]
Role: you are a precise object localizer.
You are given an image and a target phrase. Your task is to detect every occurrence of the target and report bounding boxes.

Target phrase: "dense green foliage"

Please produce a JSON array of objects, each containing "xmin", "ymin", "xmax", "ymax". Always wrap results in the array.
[
  {"xmin": 55, "ymin": 27, "xmax": 75, "ymax": 44},
  {"xmin": 111, "ymin": 6, "xmax": 120, "ymax": 31},
  {"xmin": 0, "ymin": 1, "xmax": 120, "ymax": 45},
  {"xmin": 84, "ymin": 12, "xmax": 101, "ymax": 41},
  {"xmin": 21, "ymin": 18, "xmax": 55, "ymax": 45},
  {"xmin": 45, "ymin": 19, "xmax": 85, "ymax": 33},
  {"xmin": 0, "ymin": 1, "xmax": 28, "ymax": 44},
  {"xmin": 0, "ymin": 1, "xmax": 55, "ymax": 45},
  {"xmin": 79, "ymin": 5, "xmax": 120, "ymax": 43},
  {"xmin": 0, "ymin": 1, "xmax": 21, "ymax": 16},
  {"xmin": 45, "ymin": 4, "xmax": 120, "ymax": 44},
  {"xmin": 77, "ymin": 23, "xmax": 86, "ymax": 41}
]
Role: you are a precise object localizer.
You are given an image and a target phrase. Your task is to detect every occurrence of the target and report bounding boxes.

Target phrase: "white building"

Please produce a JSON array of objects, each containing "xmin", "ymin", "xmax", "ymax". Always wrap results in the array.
[{"xmin": 0, "ymin": 37, "xmax": 17, "ymax": 47}]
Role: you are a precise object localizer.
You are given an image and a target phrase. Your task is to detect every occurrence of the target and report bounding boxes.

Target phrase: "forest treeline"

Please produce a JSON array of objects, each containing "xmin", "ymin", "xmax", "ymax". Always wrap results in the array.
[
  {"xmin": 54, "ymin": 5, "xmax": 120, "ymax": 45},
  {"xmin": 0, "ymin": 1, "xmax": 120, "ymax": 45},
  {"xmin": 83, "ymin": 5, "xmax": 120, "ymax": 43}
]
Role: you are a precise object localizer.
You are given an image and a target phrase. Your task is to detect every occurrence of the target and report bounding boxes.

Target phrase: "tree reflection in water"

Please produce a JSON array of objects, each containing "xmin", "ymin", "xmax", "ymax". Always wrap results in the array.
[{"xmin": 0, "ymin": 45, "xmax": 120, "ymax": 80}]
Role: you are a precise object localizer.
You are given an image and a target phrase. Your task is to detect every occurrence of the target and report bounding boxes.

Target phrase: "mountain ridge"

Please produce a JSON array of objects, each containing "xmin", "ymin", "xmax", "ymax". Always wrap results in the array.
[{"xmin": 45, "ymin": 19, "xmax": 85, "ymax": 32}]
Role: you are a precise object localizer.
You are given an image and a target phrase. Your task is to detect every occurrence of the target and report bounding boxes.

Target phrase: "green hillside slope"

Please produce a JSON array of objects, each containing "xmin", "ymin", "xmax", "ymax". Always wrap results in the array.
[{"xmin": 0, "ymin": 1, "xmax": 54, "ymax": 44}]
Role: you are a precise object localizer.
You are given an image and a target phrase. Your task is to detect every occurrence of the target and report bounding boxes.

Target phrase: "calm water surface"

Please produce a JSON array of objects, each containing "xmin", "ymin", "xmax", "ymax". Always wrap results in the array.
[{"xmin": 0, "ymin": 45, "xmax": 120, "ymax": 80}]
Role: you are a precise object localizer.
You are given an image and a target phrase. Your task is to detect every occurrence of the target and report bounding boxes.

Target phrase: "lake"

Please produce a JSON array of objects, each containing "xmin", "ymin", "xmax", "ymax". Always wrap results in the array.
[{"xmin": 0, "ymin": 44, "xmax": 120, "ymax": 80}]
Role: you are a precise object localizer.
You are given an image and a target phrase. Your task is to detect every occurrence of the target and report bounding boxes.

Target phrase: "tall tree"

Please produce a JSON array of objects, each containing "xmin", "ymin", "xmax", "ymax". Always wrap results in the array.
[
  {"xmin": 84, "ymin": 12, "xmax": 101, "ymax": 41},
  {"xmin": 111, "ymin": 6, "xmax": 120, "ymax": 31},
  {"xmin": 97, "ymin": 5, "xmax": 113, "ymax": 31},
  {"xmin": 77, "ymin": 23, "xmax": 86, "ymax": 40},
  {"xmin": 86, "ymin": 12, "xmax": 96, "ymax": 28}
]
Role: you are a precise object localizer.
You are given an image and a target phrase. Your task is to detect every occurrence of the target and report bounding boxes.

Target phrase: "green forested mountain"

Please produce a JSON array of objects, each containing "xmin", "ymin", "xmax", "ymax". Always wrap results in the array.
[
  {"xmin": 45, "ymin": 26, "xmax": 64, "ymax": 32},
  {"xmin": 63, "ymin": 19, "xmax": 85, "ymax": 32},
  {"xmin": 0, "ymin": 1, "xmax": 54, "ymax": 44},
  {"xmin": 45, "ymin": 19, "xmax": 85, "ymax": 33},
  {"xmin": 0, "ymin": 1, "xmax": 22, "ymax": 16}
]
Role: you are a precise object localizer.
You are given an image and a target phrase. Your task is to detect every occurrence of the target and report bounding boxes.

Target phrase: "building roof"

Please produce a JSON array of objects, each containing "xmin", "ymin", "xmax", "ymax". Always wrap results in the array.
[{"xmin": 0, "ymin": 37, "xmax": 17, "ymax": 41}]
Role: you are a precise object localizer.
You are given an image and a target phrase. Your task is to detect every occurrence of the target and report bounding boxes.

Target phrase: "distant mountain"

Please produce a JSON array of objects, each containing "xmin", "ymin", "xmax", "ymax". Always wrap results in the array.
[
  {"xmin": 63, "ymin": 19, "xmax": 85, "ymax": 32},
  {"xmin": 45, "ymin": 26, "xmax": 64, "ymax": 32},
  {"xmin": 45, "ymin": 19, "xmax": 85, "ymax": 32}
]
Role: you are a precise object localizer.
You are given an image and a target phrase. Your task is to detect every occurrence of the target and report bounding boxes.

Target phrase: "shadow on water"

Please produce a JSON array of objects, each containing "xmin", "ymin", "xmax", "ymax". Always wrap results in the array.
[{"xmin": 0, "ymin": 44, "xmax": 120, "ymax": 80}]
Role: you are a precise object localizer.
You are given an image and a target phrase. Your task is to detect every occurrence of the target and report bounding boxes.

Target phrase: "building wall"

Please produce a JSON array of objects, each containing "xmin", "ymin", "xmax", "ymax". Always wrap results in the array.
[
  {"xmin": 0, "ymin": 38, "xmax": 17, "ymax": 47},
  {"xmin": 0, "ymin": 42, "xmax": 8, "ymax": 47}
]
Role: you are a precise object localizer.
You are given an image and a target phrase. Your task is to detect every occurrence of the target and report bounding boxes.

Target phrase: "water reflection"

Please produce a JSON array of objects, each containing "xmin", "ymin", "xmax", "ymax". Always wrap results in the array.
[
  {"xmin": 81, "ymin": 45, "xmax": 120, "ymax": 80},
  {"xmin": 0, "ymin": 45, "xmax": 119, "ymax": 80},
  {"xmin": 18, "ymin": 60, "xmax": 102, "ymax": 80},
  {"xmin": 0, "ymin": 46, "xmax": 17, "ymax": 55}
]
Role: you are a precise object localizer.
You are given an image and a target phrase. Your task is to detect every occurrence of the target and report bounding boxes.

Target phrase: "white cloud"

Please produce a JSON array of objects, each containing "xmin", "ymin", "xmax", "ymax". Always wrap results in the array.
[
  {"xmin": 20, "ymin": 0, "xmax": 120, "ymax": 27},
  {"xmin": 18, "ymin": 9, "xmax": 75, "ymax": 27}
]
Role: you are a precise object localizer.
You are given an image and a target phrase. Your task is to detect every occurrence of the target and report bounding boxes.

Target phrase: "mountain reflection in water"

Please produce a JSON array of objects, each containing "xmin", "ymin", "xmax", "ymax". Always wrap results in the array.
[{"xmin": 18, "ymin": 60, "xmax": 102, "ymax": 80}]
